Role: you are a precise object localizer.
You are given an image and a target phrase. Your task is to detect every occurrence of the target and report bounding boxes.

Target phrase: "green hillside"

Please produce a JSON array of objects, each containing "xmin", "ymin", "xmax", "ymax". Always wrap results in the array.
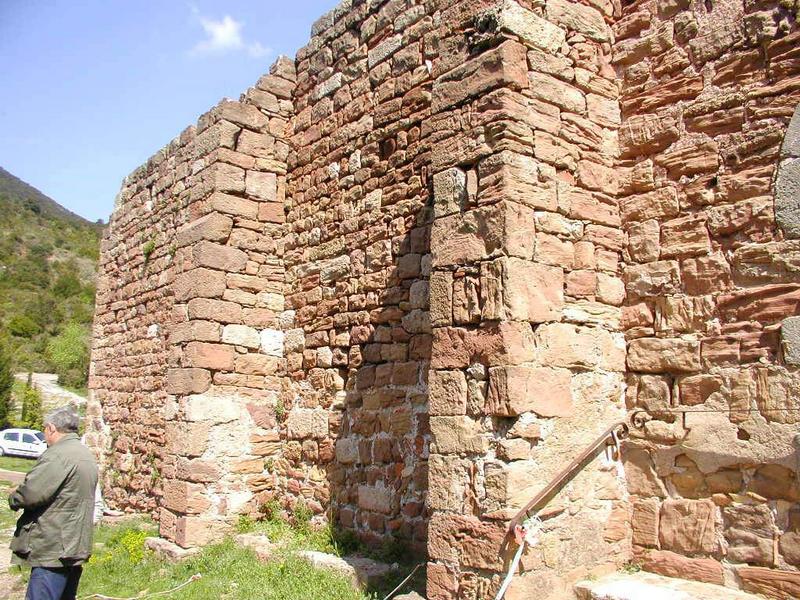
[{"xmin": 0, "ymin": 167, "xmax": 102, "ymax": 389}]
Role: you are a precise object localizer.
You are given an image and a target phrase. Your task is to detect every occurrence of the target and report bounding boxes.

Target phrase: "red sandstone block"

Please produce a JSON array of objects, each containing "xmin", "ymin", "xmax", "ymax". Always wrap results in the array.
[
  {"xmin": 191, "ymin": 240, "xmax": 248, "ymax": 273},
  {"xmin": 173, "ymin": 268, "xmax": 227, "ymax": 302},
  {"xmin": 560, "ymin": 186, "xmax": 620, "ymax": 227},
  {"xmin": 258, "ymin": 201, "xmax": 285, "ymax": 223},
  {"xmin": 432, "ymin": 40, "xmax": 528, "ymax": 113},
  {"xmin": 216, "ymin": 100, "xmax": 269, "ymax": 131},
  {"xmin": 627, "ymin": 338, "xmax": 701, "ymax": 373},
  {"xmin": 176, "ymin": 458, "xmax": 221, "ymax": 483},
  {"xmin": 566, "ymin": 269, "xmax": 598, "ymax": 298},
  {"xmin": 431, "ymin": 322, "xmax": 536, "ymax": 369},
  {"xmin": 162, "ymin": 479, "xmax": 210, "ymax": 514},
  {"xmin": 641, "ymin": 550, "xmax": 725, "ymax": 586},
  {"xmin": 428, "ymin": 513, "xmax": 507, "ymax": 571},
  {"xmin": 660, "ymin": 215, "xmax": 711, "ymax": 259},
  {"xmin": 486, "ymin": 365, "xmax": 573, "ymax": 417},
  {"xmin": 235, "ymin": 353, "xmax": 279, "ymax": 376},
  {"xmin": 619, "ymin": 108, "xmax": 680, "ymax": 158},
  {"xmin": 176, "ymin": 212, "xmax": 233, "ymax": 248},
  {"xmin": 659, "ymin": 498, "xmax": 718, "ymax": 555},
  {"xmin": 207, "ymin": 192, "xmax": 259, "ymax": 220},
  {"xmin": 184, "ymin": 341, "xmax": 235, "ymax": 371},
  {"xmin": 168, "ymin": 320, "xmax": 222, "ymax": 345},
  {"xmin": 621, "ymin": 187, "xmax": 679, "ymax": 223},
  {"xmin": 175, "ymin": 516, "xmax": 228, "ymax": 548},
  {"xmin": 536, "ymin": 322, "xmax": 625, "ymax": 371},
  {"xmin": 428, "ymin": 370, "xmax": 468, "ymax": 416},
  {"xmin": 165, "ymin": 368, "xmax": 211, "ymax": 395},
  {"xmin": 431, "ymin": 201, "xmax": 536, "ymax": 268},
  {"xmin": 187, "ymin": 298, "xmax": 243, "ymax": 324}
]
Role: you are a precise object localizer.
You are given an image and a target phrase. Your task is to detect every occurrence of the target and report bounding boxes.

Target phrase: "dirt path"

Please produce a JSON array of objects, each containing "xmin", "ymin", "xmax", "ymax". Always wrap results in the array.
[
  {"xmin": 0, "ymin": 470, "xmax": 25, "ymax": 485},
  {"xmin": 0, "ymin": 478, "xmax": 25, "ymax": 599}
]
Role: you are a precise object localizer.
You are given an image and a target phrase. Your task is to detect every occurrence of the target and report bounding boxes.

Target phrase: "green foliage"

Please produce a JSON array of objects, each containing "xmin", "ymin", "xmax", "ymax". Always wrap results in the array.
[
  {"xmin": 331, "ymin": 528, "xmax": 362, "ymax": 557},
  {"xmin": 274, "ymin": 399, "xmax": 286, "ymax": 422},
  {"xmin": 621, "ymin": 561, "xmax": 642, "ymax": 574},
  {"xmin": 89, "ymin": 528, "xmax": 150, "ymax": 567},
  {"xmin": 292, "ymin": 500, "xmax": 313, "ymax": 530},
  {"xmin": 19, "ymin": 384, "xmax": 43, "ymax": 430},
  {"xmin": 236, "ymin": 514, "xmax": 256, "ymax": 534},
  {"xmin": 66, "ymin": 517, "xmax": 370, "ymax": 600},
  {"xmin": 0, "ymin": 170, "xmax": 100, "ymax": 381},
  {"xmin": 142, "ymin": 240, "xmax": 156, "ymax": 263},
  {"xmin": 52, "ymin": 271, "xmax": 82, "ymax": 298},
  {"xmin": 46, "ymin": 323, "xmax": 90, "ymax": 389},
  {"xmin": 7, "ymin": 315, "xmax": 42, "ymax": 338},
  {"xmin": 0, "ymin": 345, "xmax": 12, "ymax": 427},
  {"xmin": 0, "ymin": 455, "xmax": 36, "ymax": 473}
]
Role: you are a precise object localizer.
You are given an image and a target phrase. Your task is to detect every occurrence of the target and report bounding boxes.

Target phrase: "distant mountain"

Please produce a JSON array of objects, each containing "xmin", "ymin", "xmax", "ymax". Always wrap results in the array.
[
  {"xmin": 0, "ymin": 167, "xmax": 102, "ymax": 390},
  {"xmin": 0, "ymin": 167, "xmax": 99, "ymax": 225}
]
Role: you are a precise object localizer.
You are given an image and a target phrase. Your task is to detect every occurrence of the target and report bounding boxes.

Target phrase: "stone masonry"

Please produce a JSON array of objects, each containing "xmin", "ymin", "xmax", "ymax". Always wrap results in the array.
[{"xmin": 87, "ymin": 0, "xmax": 800, "ymax": 598}]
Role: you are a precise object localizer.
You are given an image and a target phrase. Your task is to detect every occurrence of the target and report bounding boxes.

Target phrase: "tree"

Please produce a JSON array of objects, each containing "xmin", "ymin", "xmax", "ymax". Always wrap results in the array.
[
  {"xmin": 20, "ymin": 383, "xmax": 43, "ymax": 430},
  {"xmin": 0, "ymin": 345, "xmax": 13, "ymax": 427},
  {"xmin": 46, "ymin": 323, "xmax": 90, "ymax": 389}
]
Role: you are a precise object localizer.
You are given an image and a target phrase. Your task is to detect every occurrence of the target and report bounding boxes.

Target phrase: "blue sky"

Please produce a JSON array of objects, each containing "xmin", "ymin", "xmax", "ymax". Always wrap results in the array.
[{"xmin": 0, "ymin": 1, "xmax": 335, "ymax": 222}]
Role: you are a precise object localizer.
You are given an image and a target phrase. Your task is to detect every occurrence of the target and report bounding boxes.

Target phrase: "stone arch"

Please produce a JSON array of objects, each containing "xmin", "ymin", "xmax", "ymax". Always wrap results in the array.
[{"xmin": 776, "ymin": 105, "xmax": 800, "ymax": 238}]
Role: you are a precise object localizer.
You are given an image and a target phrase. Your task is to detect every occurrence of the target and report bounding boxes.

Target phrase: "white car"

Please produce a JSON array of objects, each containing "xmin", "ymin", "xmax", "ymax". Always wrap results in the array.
[{"xmin": 0, "ymin": 428, "xmax": 47, "ymax": 458}]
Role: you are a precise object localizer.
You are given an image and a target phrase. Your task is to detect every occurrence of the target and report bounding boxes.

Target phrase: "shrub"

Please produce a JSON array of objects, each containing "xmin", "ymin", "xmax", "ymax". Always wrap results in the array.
[
  {"xmin": 52, "ymin": 271, "xmax": 82, "ymax": 298},
  {"xmin": 7, "ymin": 314, "xmax": 42, "ymax": 338},
  {"xmin": 19, "ymin": 384, "xmax": 43, "ymax": 430},
  {"xmin": 0, "ymin": 346, "xmax": 12, "ymax": 427},
  {"xmin": 46, "ymin": 323, "xmax": 90, "ymax": 388}
]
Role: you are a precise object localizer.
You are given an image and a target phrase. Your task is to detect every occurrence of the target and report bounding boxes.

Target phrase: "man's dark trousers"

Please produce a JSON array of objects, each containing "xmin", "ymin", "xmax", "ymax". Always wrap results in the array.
[{"xmin": 25, "ymin": 566, "xmax": 82, "ymax": 600}]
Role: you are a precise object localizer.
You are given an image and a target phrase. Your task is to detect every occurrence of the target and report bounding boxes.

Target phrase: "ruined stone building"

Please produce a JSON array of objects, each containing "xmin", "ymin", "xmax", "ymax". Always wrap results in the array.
[{"xmin": 87, "ymin": 0, "xmax": 800, "ymax": 597}]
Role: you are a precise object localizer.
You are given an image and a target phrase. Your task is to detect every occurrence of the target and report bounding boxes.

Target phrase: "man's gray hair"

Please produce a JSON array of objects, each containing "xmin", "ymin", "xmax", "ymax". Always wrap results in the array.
[{"xmin": 44, "ymin": 406, "xmax": 79, "ymax": 433}]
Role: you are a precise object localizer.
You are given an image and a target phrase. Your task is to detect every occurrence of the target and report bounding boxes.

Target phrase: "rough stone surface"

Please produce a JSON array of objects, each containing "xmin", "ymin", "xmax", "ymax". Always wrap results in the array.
[
  {"xmin": 88, "ymin": 1, "xmax": 800, "ymax": 598},
  {"xmin": 144, "ymin": 537, "xmax": 201, "ymax": 562},
  {"xmin": 576, "ymin": 571, "xmax": 760, "ymax": 600}
]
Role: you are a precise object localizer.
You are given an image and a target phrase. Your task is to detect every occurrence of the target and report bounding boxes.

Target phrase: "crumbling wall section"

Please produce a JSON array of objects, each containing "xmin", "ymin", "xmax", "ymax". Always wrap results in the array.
[{"xmin": 616, "ymin": 0, "xmax": 800, "ymax": 596}]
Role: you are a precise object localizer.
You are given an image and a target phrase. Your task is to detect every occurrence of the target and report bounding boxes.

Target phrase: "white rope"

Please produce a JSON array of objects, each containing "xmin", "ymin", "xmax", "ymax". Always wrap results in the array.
[
  {"xmin": 78, "ymin": 573, "xmax": 202, "ymax": 600},
  {"xmin": 495, "ymin": 514, "xmax": 544, "ymax": 600},
  {"xmin": 494, "ymin": 538, "xmax": 525, "ymax": 600}
]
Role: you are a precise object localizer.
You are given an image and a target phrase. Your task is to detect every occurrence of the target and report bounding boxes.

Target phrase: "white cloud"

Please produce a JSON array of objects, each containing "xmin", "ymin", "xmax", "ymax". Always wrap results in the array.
[{"xmin": 189, "ymin": 10, "xmax": 272, "ymax": 59}]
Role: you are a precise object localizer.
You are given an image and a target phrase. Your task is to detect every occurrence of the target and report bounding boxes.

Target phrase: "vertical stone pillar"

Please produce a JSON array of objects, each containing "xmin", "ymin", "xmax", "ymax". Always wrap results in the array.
[
  {"xmin": 158, "ymin": 57, "xmax": 296, "ymax": 547},
  {"xmin": 426, "ymin": 1, "xmax": 627, "ymax": 597}
]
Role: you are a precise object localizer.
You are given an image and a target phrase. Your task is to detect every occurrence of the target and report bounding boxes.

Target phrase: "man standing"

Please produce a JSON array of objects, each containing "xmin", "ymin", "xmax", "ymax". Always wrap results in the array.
[{"xmin": 9, "ymin": 407, "xmax": 98, "ymax": 600}]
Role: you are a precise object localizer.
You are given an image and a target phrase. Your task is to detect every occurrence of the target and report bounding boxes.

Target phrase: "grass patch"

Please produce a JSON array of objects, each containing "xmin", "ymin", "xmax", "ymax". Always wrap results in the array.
[
  {"xmin": 0, "ymin": 480, "xmax": 18, "ymax": 530},
  {"xmin": 0, "ymin": 455, "xmax": 36, "ymax": 473},
  {"xmin": 78, "ymin": 522, "xmax": 372, "ymax": 600},
  {"xmin": 235, "ymin": 511, "xmax": 425, "ymax": 597},
  {"xmin": 0, "ymin": 496, "xmax": 425, "ymax": 600}
]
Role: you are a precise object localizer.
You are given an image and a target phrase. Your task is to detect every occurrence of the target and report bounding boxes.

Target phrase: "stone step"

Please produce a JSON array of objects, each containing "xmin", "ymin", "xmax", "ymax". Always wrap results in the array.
[
  {"xmin": 232, "ymin": 534, "xmax": 398, "ymax": 590},
  {"xmin": 575, "ymin": 571, "xmax": 760, "ymax": 600},
  {"xmin": 296, "ymin": 550, "xmax": 398, "ymax": 589}
]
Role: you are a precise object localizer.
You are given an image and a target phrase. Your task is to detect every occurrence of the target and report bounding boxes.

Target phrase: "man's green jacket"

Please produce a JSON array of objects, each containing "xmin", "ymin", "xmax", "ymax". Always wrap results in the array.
[{"xmin": 8, "ymin": 433, "xmax": 98, "ymax": 567}]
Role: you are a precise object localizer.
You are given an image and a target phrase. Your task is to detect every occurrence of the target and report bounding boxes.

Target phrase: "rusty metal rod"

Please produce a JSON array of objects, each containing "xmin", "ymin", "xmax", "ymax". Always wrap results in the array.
[{"xmin": 506, "ymin": 421, "xmax": 629, "ymax": 536}]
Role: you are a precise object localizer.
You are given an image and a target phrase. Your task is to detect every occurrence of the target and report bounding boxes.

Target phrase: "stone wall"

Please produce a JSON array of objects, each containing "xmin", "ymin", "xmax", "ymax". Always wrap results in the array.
[
  {"xmin": 425, "ymin": 1, "xmax": 631, "ymax": 598},
  {"xmin": 616, "ymin": 0, "xmax": 800, "ymax": 598},
  {"xmin": 278, "ymin": 0, "xmax": 436, "ymax": 552},
  {"xmin": 89, "ymin": 0, "xmax": 800, "ymax": 598},
  {"xmin": 89, "ymin": 65, "xmax": 294, "ymax": 545}
]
